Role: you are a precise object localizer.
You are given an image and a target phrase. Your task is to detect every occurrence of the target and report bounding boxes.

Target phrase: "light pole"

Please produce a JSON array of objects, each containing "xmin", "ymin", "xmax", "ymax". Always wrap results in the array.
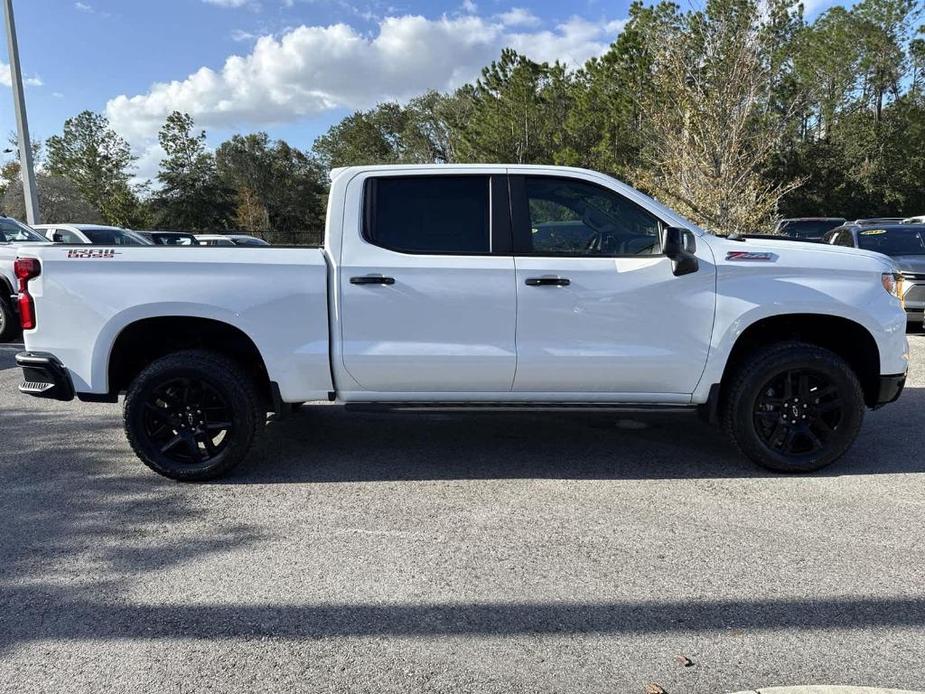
[{"xmin": 3, "ymin": 0, "xmax": 39, "ymax": 224}]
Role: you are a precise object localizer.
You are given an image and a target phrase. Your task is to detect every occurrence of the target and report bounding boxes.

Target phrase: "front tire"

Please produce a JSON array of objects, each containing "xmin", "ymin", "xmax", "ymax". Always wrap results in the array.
[
  {"xmin": 723, "ymin": 342, "xmax": 865, "ymax": 473},
  {"xmin": 124, "ymin": 350, "xmax": 261, "ymax": 481}
]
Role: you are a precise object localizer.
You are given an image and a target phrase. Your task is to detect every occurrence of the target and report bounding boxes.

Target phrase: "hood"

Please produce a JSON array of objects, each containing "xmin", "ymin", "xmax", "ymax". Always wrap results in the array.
[
  {"xmin": 703, "ymin": 234, "xmax": 896, "ymax": 273},
  {"xmin": 888, "ymin": 254, "xmax": 925, "ymax": 275}
]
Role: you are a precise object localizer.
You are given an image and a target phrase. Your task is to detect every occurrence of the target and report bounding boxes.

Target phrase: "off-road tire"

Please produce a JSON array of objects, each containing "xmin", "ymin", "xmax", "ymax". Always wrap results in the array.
[
  {"xmin": 723, "ymin": 341, "xmax": 865, "ymax": 473},
  {"xmin": 124, "ymin": 350, "xmax": 261, "ymax": 481}
]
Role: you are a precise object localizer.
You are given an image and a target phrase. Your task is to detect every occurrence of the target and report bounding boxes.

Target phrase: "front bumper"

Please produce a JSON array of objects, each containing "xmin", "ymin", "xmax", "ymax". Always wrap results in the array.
[
  {"xmin": 15, "ymin": 352, "xmax": 75, "ymax": 401},
  {"xmin": 874, "ymin": 373, "xmax": 906, "ymax": 408}
]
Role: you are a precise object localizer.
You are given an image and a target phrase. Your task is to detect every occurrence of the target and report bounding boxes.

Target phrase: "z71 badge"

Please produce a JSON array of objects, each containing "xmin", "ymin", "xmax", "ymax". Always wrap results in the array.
[
  {"xmin": 726, "ymin": 251, "xmax": 777, "ymax": 261},
  {"xmin": 67, "ymin": 248, "xmax": 121, "ymax": 259}
]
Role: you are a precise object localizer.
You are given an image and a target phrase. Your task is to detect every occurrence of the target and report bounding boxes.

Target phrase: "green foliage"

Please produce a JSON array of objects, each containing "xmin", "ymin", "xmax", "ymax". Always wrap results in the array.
[
  {"xmin": 45, "ymin": 111, "xmax": 144, "ymax": 227},
  {"xmin": 216, "ymin": 132, "xmax": 327, "ymax": 245},
  {"xmin": 309, "ymin": 0, "xmax": 925, "ymax": 230},
  {"xmin": 152, "ymin": 111, "xmax": 231, "ymax": 231}
]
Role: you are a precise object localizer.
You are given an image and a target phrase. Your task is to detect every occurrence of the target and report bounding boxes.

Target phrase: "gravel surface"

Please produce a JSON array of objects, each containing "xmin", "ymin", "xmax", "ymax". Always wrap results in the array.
[{"xmin": 1, "ymin": 337, "xmax": 924, "ymax": 693}]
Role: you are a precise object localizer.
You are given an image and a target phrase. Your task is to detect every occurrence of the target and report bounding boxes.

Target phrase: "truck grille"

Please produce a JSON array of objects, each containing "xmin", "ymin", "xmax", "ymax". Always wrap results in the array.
[
  {"xmin": 904, "ymin": 283, "xmax": 925, "ymax": 304},
  {"xmin": 902, "ymin": 273, "xmax": 925, "ymax": 281}
]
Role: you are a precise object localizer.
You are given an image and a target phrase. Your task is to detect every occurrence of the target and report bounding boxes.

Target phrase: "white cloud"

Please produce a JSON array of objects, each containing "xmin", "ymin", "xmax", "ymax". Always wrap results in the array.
[
  {"xmin": 231, "ymin": 29, "xmax": 258, "ymax": 41},
  {"xmin": 498, "ymin": 8, "xmax": 540, "ymax": 27},
  {"xmin": 75, "ymin": 1, "xmax": 93, "ymax": 11},
  {"xmin": 204, "ymin": 0, "xmax": 252, "ymax": 6},
  {"xmin": 461, "ymin": 0, "xmax": 478, "ymax": 13},
  {"xmin": 0, "ymin": 62, "xmax": 43, "ymax": 88},
  {"xmin": 106, "ymin": 13, "xmax": 624, "ymax": 145}
]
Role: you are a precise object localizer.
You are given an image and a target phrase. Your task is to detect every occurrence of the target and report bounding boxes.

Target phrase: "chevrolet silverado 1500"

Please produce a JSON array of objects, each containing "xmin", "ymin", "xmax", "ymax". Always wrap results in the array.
[{"xmin": 13, "ymin": 165, "xmax": 909, "ymax": 480}]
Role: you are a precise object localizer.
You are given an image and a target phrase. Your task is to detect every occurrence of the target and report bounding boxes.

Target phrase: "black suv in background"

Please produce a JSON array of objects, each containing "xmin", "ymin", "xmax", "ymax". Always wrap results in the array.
[{"xmin": 773, "ymin": 217, "xmax": 846, "ymax": 241}]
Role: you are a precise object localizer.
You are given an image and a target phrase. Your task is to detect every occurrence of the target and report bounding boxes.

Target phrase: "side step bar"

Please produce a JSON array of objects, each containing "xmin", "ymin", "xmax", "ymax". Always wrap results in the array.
[{"xmin": 344, "ymin": 402, "xmax": 699, "ymax": 414}]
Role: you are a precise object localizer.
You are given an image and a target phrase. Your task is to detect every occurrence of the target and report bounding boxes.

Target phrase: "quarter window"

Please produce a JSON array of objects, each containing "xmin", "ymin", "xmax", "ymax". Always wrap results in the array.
[
  {"xmin": 522, "ymin": 177, "xmax": 662, "ymax": 256},
  {"xmin": 364, "ymin": 176, "xmax": 491, "ymax": 254}
]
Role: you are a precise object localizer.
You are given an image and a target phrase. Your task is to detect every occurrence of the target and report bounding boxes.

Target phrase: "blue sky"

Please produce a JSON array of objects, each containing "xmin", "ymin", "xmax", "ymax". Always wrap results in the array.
[{"xmin": 0, "ymin": 0, "xmax": 844, "ymax": 179}]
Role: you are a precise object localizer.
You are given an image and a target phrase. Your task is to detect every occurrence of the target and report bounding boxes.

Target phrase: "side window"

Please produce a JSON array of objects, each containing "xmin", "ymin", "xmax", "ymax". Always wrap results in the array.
[
  {"xmin": 834, "ymin": 230, "xmax": 855, "ymax": 247},
  {"xmin": 51, "ymin": 228, "xmax": 82, "ymax": 243},
  {"xmin": 521, "ymin": 177, "xmax": 662, "ymax": 256},
  {"xmin": 364, "ymin": 176, "xmax": 491, "ymax": 254}
]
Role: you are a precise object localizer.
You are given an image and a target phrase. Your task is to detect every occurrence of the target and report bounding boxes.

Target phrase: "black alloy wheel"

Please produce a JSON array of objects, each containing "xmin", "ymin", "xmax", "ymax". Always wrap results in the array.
[
  {"xmin": 724, "ymin": 342, "xmax": 865, "ymax": 473},
  {"xmin": 753, "ymin": 368, "xmax": 844, "ymax": 456},
  {"xmin": 142, "ymin": 376, "xmax": 235, "ymax": 465},
  {"xmin": 124, "ymin": 350, "xmax": 261, "ymax": 481}
]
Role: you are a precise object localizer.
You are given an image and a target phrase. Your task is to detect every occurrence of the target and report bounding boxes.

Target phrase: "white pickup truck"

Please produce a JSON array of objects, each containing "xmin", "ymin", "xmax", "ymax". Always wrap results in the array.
[
  {"xmin": 13, "ymin": 165, "xmax": 908, "ymax": 481},
  {"xmin": 0, "ymin": 217, "xmax": 51, "ymax": 342}
]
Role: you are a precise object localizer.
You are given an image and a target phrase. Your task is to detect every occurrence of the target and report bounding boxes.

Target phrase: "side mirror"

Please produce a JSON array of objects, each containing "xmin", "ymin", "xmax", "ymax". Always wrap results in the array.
[{"xmin": 664, "ymin": 227, "xmax": 699, "ymax": 276}]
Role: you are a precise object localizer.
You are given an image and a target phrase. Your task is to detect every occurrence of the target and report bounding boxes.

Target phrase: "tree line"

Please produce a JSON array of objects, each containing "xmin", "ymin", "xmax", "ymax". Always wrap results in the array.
[{"xmin": 1, "ymin": 0, "xmax": 923, "ymax": 240}]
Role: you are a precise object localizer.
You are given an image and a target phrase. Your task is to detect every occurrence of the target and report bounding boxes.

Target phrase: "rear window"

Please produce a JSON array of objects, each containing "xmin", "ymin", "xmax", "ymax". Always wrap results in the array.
[
  {"xmin": 856, "ymin": 227, "xmax": 925, "ymax": 255},
  {"xmin": 779, "ymin": 220, "xmax": 844, "ymax": 238},
  {"xmin": 364, "ymin": 176, "xmax": 490, "ymax": 254},
  {"xmin": 81, "ymin": 228, "xmax": 145, "ymax": 245}
]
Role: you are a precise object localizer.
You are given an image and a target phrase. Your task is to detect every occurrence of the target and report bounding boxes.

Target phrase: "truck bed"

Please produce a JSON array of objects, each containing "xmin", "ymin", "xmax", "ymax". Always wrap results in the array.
[{"xmin": 17, "ymin": 245, "xmax": 333, "ymax": 402}]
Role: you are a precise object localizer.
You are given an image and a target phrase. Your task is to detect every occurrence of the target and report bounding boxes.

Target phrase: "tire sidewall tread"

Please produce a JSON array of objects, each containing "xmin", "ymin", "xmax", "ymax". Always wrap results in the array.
[
  {"xmin": 722, "ymin": 341, "xmax": 865, "ymax": 473},
  {"xmin": 123, "ymin": 349, "xmax": 261, "ymax": 481}
]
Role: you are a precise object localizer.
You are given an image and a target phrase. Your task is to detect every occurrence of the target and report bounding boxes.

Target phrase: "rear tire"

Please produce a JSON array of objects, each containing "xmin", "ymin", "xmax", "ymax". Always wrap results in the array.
[
  {"xmin": 0, "ymin": 296, "xmax": 19, "ymax": 343},
  {"xmin": 124, "ymin": 350, "xmax": 261, "ymax": 481},
  {"xmin": 723, "ymin": 342, "xmax": 865, "ymax": 473}
]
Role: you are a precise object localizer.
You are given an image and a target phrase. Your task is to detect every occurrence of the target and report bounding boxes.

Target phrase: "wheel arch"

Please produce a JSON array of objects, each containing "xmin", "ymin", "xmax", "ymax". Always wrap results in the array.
[
  {"xmin": 718, "ymin": 313, "xmax": 881, "ymax": 408},
  {"xmin": 107, "ymin": 316, "xmax": 272, "ymax": 405}
]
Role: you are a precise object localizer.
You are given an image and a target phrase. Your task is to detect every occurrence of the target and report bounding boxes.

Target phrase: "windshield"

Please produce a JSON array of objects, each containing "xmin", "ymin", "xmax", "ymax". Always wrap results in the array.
[
  {"xmin": 780, "ymin": 220, "xmax": 843, "ymax": 238},
  {"xmin": 81, "ymin": 228, "xmax": 147, "ymax": 245},
  {"xmin": 856, "ymin": 227, "xmax": 925, "ymax": 255},
  {"xmin": 0, "ymin": 217, "xmax": 45, "ymax": 243}
]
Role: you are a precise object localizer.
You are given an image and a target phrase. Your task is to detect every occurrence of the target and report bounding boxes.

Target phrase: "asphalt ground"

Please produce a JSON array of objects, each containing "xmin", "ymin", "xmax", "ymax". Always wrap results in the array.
[{"xmin": 1, "ymin": 336, "xmax": 924, "ymax": 693}]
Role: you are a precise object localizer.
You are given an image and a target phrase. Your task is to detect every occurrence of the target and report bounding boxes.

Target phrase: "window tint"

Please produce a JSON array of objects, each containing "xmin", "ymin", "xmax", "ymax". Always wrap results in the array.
[
  {"xmin": 523, "ymin": 177, "xmax": 661, "ymax": 256},
  {"xmin": 81, "ymin": 228, "xmax": 145, "ymax": 245},
  {"xmin": 0, "ymin": 218, "xmax": 45, "ymax": 242},
  {"xmin": 51, "ymin": 228, "xmax": 83, "ymax": 243},
  {"xmin": 365, "ymin": 176, "xmax": 490, "ymax": 254},
  {"xmin": 834, "ymin": 230, "xmax": 855, "ymax": 247}
]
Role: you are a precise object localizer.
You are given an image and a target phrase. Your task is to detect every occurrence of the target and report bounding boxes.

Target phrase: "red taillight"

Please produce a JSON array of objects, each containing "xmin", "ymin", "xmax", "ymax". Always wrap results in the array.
[{"xmin": 13, "ymin": 257, "xmax": 40, "ymax": 330}]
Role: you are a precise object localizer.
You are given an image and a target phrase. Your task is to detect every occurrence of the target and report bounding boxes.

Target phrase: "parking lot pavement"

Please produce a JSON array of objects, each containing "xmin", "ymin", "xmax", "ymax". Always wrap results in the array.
[{"xmin": 1, "ymin": 338, "xmax": 924, "ymax": 694}]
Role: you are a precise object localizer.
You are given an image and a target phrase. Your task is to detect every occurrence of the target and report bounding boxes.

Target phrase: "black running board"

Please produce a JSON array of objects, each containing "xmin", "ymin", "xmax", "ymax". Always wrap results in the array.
[{"xmin": 344, "ymin": 402, "xmax": 698, "ymax": 414}]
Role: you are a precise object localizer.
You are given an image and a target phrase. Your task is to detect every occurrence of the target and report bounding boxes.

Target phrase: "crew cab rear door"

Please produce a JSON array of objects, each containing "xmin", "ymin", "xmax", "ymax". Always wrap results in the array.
[
  {"xmin": 509, "ymin": 173, "xmax": 715, "ymax": 397},
  {"xmin": 336, "ymin": 170, "xmax": 517, "ymax": 393}
]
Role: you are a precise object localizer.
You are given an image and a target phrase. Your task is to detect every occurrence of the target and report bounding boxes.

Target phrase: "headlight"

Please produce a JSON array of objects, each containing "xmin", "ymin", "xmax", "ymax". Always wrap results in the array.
[{"xmin": 882, "ymin": 271, "xmax": 904, "ymax": 305}]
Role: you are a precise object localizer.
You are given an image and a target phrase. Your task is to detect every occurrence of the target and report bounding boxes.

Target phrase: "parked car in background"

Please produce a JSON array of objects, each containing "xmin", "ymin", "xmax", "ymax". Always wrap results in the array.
[
  {"xmin": 33, "ymin": 224, "xmax": 152, "ymax": 246},
  {"xmin": 901, "ymin": 215, "xmax": 925, "ymax": 224},
  {"xmin": 773, "ymin": 217, "xmax": 846, "ymax": 242},
  {"xmin": 195, "ymin": 233, "xmax": 270, "ymax": 247},
  {"xmin": 822, "ymin": 223, "xmax": 925, "ymax": 324},
  {"xmin": 0, "ymin": 216, "xmax": 50, "ymax": 342},
  {"xmin": 854, "ymin": 218, "xmax": 905, "ymax": 225},
  {"xmin": 226, "ymin": 234, "xmax": 270, "ymax": 247},
  {"xmin": 137, "ymin": 231, "xmax": 200, "ymax": 246}
]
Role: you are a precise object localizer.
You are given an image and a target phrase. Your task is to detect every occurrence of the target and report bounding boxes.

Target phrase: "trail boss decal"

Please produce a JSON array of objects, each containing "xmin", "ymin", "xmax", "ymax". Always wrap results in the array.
[
  {"xmin": 726, "ymin": 251, "xmax": 777, "ymax": 261},
  {"xmin": 67, "ymin": 248, "xmax": 121, "ymax": 259}
]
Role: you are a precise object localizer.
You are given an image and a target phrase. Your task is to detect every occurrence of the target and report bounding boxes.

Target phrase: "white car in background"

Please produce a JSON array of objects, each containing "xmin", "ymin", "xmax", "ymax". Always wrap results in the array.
[
  {"xmin": 33, "ymin": 224, "xmax": 151, "ymax": 246},
  {"xmin": 195, "ymin": 233, "xmax": 270, "ymax": 247},
  {"xmin": 0, "ymin": 216, "xmax": 51, "ymax": 342},
  {"xmin": 902, "ymin": 215, "xmax": 925, "ymax": 224}
]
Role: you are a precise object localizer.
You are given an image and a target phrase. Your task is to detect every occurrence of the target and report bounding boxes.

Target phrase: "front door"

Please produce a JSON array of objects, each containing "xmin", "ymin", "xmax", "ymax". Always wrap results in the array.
[
  {"xmin": 338, "ymin": 173, "xmax": 517, "ymax": 393},
  {"xmin": 509, "ymin": 174, "xmax": 715, "ymax": 396}
]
